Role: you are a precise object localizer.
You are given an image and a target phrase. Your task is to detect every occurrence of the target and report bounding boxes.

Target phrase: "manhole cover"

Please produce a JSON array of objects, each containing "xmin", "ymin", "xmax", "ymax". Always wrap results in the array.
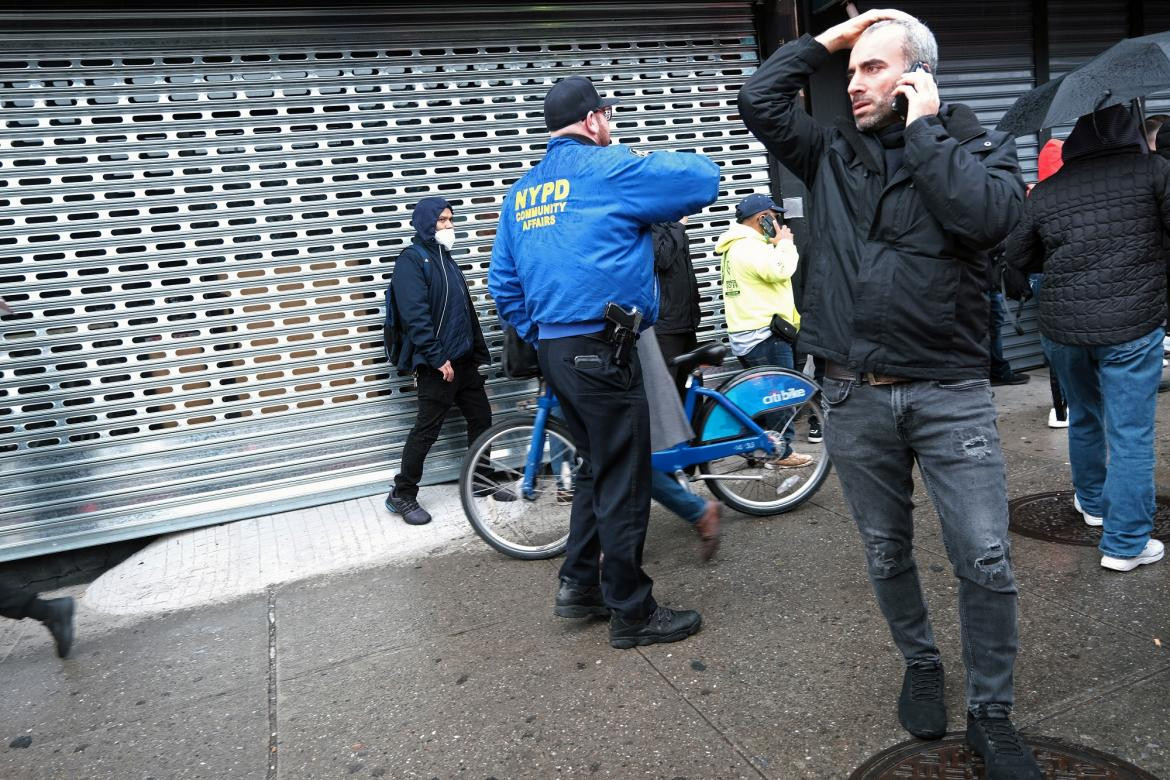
[
  {"xmin": 849, "ymin": 733, "xmax": 1159, "ymax": 779},
  {"xmin": 1009, "ymin": 491, "xmax": 1170, "ymax": 546}
]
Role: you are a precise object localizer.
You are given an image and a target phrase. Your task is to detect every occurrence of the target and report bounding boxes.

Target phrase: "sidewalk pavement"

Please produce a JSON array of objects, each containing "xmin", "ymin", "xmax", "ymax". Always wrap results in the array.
[{"xmin": 1, "ymin": 371, "xmax": 1167, "ymax": 779}]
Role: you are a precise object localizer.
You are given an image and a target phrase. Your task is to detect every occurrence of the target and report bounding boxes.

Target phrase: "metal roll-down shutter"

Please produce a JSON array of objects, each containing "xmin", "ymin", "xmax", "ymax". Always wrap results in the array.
[{"xmin": 0, "ymin": 3, "xmax": 768, "ymax": 559}]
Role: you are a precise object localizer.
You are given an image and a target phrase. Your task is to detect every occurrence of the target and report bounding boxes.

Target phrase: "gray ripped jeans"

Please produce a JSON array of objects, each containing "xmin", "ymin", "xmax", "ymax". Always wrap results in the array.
[{"xmin": 821, "ymin": 375, "xmax": 1018, "ymax": 714}]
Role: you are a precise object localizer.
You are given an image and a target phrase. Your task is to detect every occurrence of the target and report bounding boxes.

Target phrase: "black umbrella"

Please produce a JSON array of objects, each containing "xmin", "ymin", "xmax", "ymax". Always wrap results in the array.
[{"xmin": 997, "ymin": 29, "xmax": 1170, "ymax": 135}]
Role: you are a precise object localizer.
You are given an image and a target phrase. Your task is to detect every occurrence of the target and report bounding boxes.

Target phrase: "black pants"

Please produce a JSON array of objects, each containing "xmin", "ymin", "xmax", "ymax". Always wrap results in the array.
[
  {"xmin": 654, "ymin": 330, "xmax": 698, "ymax": 399},
  {"xmin": 539, "ymin": 333, "xmax": 656, "ymax": 620},
  {"xmin": 0, "ymin": 583, "xmax": 38, "ymax": 620},
  {"xmin": 394, "ymin": 355, "xmax": 493, "ymax": 499}
]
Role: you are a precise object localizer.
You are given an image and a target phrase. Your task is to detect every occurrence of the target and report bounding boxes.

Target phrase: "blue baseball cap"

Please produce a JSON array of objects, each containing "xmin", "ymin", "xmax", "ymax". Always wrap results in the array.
[{"xmin": 735, "ymin": 193, "xmax": 784, "ymax": 222}]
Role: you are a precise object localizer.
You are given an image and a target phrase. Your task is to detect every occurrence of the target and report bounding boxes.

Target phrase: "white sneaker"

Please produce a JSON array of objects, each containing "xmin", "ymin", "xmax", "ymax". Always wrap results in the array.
[
  {"xmin": 1073, "ymin": 494, "xmax": 1102, "ymax": 527},
  {"xmin": 1047, "ymin": 408, "xmax": 1069, "ymax": 428},
  {"xmin": 1101, "ymin": 538, "xmax": 1164, "ymax": 571}
]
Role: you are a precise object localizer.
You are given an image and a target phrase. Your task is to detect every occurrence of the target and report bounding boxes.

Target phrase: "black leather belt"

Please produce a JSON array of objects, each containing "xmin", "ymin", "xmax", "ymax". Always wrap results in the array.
[{"xmin": 824, "ymin": 361, "xmax": 911, "ymax": 386}]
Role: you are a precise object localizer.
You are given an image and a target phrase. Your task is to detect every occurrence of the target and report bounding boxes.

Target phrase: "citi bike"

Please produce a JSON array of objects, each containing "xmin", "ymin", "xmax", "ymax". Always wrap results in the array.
[{"xmin": 459, "ymin": 342, "xmax": 830, "ymax": 559}]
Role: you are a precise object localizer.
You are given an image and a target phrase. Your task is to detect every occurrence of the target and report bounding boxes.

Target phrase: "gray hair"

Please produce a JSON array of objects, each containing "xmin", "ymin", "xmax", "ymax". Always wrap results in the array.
[{"xmin": 863, "ymin": 17, "xmax": 938, "ymax": 75}]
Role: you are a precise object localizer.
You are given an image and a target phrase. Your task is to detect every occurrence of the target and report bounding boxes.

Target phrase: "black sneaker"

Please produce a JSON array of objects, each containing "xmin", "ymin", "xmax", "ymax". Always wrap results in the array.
[
  {"xmin": 472, "ymin": 482, "xmax": 518, "ymax": 502},
  {"xmin": 41, "ymin": 597, "xmax": 75, "ymax": 659},
  {"xmin": 384, "ymin": 488, "xmax": 432, "ymax": 525},
  {"xmin": 965, "ymin": 712, "xmax": 1042, "ymax": 779},
  {"xmin": 554, "ymin": 579, "xmax": 609, "ymax": 619},
  {"xmin": 898, "ymin": 662, "xmax": 946, "ymax": 739},
  {"xmin": 609, "ymin": 606, "xmax": 701, "ymax": 649},
  {"xmin": 807, "ymin": 416, "xmax": 823, "ymax": 443},
  {"xmin": 990, "ymin": 372, "xmax": 1030, "ymax": 386}
]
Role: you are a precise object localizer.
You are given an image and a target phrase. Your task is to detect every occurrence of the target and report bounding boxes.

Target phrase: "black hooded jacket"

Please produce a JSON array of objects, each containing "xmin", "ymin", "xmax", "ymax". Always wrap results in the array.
[
  {"xmin": 1002, "ymin": 104, "xmax": 1170, "ymax": 347},
  {"xmin": 651, "ymin": 221, "xmax": 702, "ymax": 335},
  {"xmin": 738, "ymin": 36, "xmax": 1025, "ymax": 379},
  {"xmin": 391, "ymin": 197, "xmax": 489, "ymax": 373}
]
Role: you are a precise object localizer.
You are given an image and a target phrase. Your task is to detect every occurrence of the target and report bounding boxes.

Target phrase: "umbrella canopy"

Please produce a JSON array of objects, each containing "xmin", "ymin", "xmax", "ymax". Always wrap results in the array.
[{"xmin": 997, "ymin": 30, "xmax": 1170, "ymax": 135}]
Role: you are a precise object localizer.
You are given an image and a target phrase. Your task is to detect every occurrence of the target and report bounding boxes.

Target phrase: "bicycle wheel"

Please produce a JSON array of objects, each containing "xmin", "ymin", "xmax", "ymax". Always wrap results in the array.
[
  {"xmin": 694, "ymin": 366, "xmax": 831, "ymax": 516},
  {"xmin": 459, "ymin": 415, "xmax": 577, "ymax": 560}
]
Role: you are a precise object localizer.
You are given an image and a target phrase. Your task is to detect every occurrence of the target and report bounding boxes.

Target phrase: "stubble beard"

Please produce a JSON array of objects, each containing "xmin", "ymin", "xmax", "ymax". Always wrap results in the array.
[{"xmin": 855, "ymin": 92, "xmax": 899, "ymax": 132}]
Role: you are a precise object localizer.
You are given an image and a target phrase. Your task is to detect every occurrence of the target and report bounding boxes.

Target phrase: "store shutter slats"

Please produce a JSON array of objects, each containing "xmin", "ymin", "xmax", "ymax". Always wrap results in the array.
[{"xmin": 0, "ymin": 2, "xmax": 768, "ymax": 559}]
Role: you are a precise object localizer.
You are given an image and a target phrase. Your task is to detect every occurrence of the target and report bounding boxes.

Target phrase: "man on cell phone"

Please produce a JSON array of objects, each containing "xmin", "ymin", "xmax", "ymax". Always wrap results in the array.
[
  {"xmin": 715, "ymin": 193, "xmax": 812, "ymax": 468},
  {"xmin": 739, "ymin": 9, "xmax": 1039, "ymax": 778}
]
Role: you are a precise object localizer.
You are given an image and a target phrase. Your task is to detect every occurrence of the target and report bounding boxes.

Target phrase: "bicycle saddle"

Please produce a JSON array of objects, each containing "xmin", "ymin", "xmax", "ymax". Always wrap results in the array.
[{"xmin": 668, "ymin": 341, "xmax": 727, "ymax": 373}]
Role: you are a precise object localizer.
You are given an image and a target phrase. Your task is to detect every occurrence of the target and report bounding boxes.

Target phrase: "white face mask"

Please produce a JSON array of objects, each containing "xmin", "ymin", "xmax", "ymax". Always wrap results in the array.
[{"xmin": 435, "ymin": 228, "xmax": 456, "ymax": 250}]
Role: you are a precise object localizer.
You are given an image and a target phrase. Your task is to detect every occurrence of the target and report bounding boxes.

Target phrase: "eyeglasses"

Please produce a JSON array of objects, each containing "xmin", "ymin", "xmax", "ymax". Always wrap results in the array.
[{"xmin": 592, "ymin": 106, "xmax": 612, "ymax": 122}]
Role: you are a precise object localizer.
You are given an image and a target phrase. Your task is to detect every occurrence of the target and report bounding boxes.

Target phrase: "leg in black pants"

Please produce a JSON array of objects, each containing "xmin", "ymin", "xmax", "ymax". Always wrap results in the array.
[
  {"xmin": 538, "ymin": 334, "xmax": 656, "ymax": 620},
  {"xmin": 450, "ymin": 356, "xmax": 493, "ymax": 448},
  {"xmin": 0, "ymin": 582, "xmax": 37, "ymax": 620},
  {"xmin": 395, "ymin": 357, "xmax": 493, "ymax": 498},
  {"xmin": 394, "ymin": 366, "xmax": 458, "ymax": 500},
  {"xmin": 0, "ymin": 583, "xmax": 75, "ymax": 658}
]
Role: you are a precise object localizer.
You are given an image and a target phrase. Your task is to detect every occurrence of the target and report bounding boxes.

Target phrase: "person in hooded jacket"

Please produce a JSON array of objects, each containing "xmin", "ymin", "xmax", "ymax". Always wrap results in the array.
[
  {"xmin": 1002, "ymin": 103, "xmax": 1170, "ymax": 573},
  {"xmin": 386, "ymin": 197, "xmax": 500, "ymax": 526},
  {"xmin": 739, "ymin": 10, "xmax": 1039, "ymax": 777}
]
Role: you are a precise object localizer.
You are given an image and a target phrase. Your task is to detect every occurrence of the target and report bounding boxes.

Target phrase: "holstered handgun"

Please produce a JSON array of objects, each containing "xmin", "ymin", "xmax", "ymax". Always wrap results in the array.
[{"xmin": 602, "ymin": 302, "xmax": 641, "ymax": 367}]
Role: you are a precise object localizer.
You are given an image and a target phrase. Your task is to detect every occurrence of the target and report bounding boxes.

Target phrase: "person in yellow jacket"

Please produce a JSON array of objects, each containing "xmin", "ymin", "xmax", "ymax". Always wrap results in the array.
[{"xmin": 716, "ymin": 193, "xmax": 812, "ymax": 468}]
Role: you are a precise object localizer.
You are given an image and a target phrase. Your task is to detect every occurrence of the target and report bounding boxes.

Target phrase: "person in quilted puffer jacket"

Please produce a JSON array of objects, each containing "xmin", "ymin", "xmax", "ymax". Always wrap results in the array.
[{"xmin": 1003, "ymin": 103, "xmax": 1170, "ymax": 573}]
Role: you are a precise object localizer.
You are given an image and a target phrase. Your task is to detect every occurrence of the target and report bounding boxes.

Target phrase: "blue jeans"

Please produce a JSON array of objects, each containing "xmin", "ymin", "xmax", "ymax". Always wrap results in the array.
[
  {"xmin": 738, "ymin": 334, "xmax": 796, "ymax": 457},
  {"xmin": 1042, "ymin": 327, "xmax": 1163, "ymax": 558},
  {"xmin": 650, "ymin": 469, "xmax": 706, "ymax": 523},
  {"xmin": 820, "ymin": 376, "xmax": 1018, "ymax": 713}
]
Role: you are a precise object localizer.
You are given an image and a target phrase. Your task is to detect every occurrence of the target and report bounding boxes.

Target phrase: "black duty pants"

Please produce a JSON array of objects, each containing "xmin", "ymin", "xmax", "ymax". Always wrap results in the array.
[
  {"xmin": 0, "ymin": 582, "xmax": 38, "ymax": 620},
  {"xmin": 539, "ymin": 333, "xmax": 656, "ymax": 620},
  {"xmin": 394, "ymin": 355, "xmax": 493, "ymax": 499}
]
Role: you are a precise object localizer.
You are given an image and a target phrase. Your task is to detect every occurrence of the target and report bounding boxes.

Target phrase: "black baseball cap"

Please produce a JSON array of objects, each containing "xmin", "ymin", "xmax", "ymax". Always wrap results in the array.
[
  {"xmin": 735, "ymin": 193, "xmax": 784, "ymax": 222},
  {"xmin": 543, "ymin": 76, "xmax": 618, "ymax": 132}
]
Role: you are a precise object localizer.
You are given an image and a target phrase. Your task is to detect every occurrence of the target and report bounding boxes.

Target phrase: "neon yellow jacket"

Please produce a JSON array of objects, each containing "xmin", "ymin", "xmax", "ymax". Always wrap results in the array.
[{"xmin": 716, "ymin": 222, "xmax": 801, "ymax": 333}]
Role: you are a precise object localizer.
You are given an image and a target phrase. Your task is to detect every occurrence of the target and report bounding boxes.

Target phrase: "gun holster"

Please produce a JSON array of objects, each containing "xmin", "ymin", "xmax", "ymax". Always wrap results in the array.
[{"xmin": 602, "ymin": 302, "xmax": 642, "ymax": 367}]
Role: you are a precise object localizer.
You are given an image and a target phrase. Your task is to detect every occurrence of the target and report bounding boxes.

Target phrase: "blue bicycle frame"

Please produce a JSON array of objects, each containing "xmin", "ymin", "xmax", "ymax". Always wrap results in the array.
[{"xmin": 520, "ymin": 367, "xmax": 818, "ymax": 499}]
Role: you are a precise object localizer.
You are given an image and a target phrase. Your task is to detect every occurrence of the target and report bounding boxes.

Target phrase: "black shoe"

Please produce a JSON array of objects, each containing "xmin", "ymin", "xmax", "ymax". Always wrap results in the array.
[
  {"xmin": 472, "ymin": 482, "xmax": 518, "ymax": 501},
  {"xmin": 990, "ymin": 372, "xmax": 1030, "ymax": 386},
  {"xmin": 807, "ymin": 416, "xmax": 823, "ymax": 444},
  {"xmin": 554, "ymin": 579, "xmax": 609, "ymax": 619},
  {"xmin": 41, "ymin": 597, "xmax": 75, "ymax": 659},
  {"xmin": 609, "ymin": 606, "xmax": 702, "ymax": 649},
  {"xmin": 965, "ymin": 712, "xmax": 1042, "ymax": 779},
  {"xmin": 898, "ymin": 662, "xmax": 946, "ymax": 739},
  {"xmin": 384, "ymin": 488, "xmax": 432, "ymax": 525}
]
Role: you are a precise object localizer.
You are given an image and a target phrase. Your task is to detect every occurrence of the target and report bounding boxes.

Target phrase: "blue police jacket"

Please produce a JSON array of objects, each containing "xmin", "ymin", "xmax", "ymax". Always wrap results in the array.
[{"xmin": 489, "ymin": 136, "xmax": 720, "ymax": 342}]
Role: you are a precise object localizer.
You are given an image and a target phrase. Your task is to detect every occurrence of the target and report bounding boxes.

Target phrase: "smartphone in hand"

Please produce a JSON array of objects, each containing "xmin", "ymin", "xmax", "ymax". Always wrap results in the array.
[
  {"xmin": 893, "ymin": 61, "xmax": 930, "ymax": 118},
  {"xmin": 759, "ymin": 214, "xmax": 777, "ymax": 239}
]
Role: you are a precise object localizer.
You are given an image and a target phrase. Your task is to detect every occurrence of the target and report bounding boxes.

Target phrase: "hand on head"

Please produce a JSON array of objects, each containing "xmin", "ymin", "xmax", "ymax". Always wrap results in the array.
[{"xmin": 815, "ymin": 8, "xmax": 918, "ymax": 53}]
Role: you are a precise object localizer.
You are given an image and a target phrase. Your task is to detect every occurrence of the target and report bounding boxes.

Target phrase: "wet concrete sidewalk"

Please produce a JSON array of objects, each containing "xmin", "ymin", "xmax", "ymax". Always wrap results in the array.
[{"xmin": 1, "ymin": 372, "xmax": 1167, "ymax": 779}]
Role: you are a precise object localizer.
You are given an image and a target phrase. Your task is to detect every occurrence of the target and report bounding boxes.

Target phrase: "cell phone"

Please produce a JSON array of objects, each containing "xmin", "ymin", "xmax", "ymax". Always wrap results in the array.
[
  {"xmin": 893, "ymin": 61, "xmax": 931, "ymax": 118},
  {"xmin": 759, "ymin": 214, "xmax": 777, "ymax": 239}
]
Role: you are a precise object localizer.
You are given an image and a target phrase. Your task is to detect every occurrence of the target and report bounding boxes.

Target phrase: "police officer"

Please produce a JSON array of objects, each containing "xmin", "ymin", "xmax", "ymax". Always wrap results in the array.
[{"xmin": 489, "ymin": 77, "xmax": 720, "ymax": 649}]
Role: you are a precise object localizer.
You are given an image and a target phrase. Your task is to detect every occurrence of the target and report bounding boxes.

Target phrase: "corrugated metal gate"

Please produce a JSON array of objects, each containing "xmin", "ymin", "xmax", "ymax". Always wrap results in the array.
[{"xmin": 0, "ymin": 2, "xmax": 768, "ymax": 560}]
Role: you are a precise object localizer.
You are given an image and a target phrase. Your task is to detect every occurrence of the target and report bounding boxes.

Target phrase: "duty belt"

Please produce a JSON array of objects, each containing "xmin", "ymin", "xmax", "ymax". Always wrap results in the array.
[{"xmin": 824, "ymin": 360, "xmax": 911, "ymax": 386}]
